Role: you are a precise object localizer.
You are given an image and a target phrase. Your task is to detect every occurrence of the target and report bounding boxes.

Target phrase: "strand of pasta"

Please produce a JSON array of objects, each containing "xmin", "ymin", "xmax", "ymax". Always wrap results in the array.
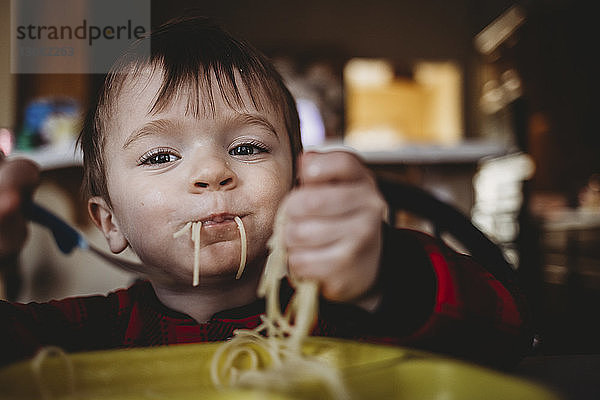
[
  {"xmin": 30, "ymin": 346, "xmax": 77, "ymax": 400},
  {"xmin": 233, "ymin": 216, "xmax": 247, "ymax": 279},
  {"xmin": 173, "ymin": 221, "xmax": 193, "ymax": 238},
  {"xmin": 191, "ymin": 221, "xmax": 202, "ymax": 286}
]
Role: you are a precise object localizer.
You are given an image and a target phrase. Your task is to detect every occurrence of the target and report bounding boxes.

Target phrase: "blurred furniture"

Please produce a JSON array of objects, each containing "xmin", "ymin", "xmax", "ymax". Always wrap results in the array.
[
  {"xmin": 357, "ymin": 140, "xmax": 509, "ymax": 217},
  {"xmin": 377, "ymin": 179, "xmax": 515, "ymax": 285},
  {"xmin": 515, "ymin": 354, "xmax": 600, "ymax": 400},
  {"xmin": 378, "ymin": 179, "xmax": 600, "ymax": 400},
  {"xmin": 542, "ymin": 209, "xmax": 600, "ymax": 287},
  {"xmin": 514, "ymin": 205, "xmax": 600, "ymax": 400}
]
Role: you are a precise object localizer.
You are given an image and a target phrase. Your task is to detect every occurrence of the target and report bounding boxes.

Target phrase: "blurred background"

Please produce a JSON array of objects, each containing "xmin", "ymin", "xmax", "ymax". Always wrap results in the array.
[{"xmin": 1, "ymin": 0, "xmax": 599, "ymax": 370}]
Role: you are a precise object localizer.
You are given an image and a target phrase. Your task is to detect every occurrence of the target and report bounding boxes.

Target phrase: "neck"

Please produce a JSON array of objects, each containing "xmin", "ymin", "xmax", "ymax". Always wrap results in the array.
[{"xmin": 150, "ymin": 261, "xmax": 263, "ymax": 323}]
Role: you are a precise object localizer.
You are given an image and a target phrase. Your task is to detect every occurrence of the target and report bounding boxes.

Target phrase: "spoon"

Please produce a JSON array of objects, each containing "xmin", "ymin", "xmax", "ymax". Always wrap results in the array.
[{"xmin": 27, "ymin": 202, "xmax": 144, "ymax": 272}]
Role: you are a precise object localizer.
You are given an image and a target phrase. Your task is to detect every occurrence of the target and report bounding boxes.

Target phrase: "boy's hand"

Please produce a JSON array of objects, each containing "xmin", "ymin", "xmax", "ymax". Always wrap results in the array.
[
  {"xmin": 283, "ymin": 151, "xmax": 387, "ymax": 311},
  {"xmin": 0, "ymin": 153, "xmax": 40, "ymax": 259}
]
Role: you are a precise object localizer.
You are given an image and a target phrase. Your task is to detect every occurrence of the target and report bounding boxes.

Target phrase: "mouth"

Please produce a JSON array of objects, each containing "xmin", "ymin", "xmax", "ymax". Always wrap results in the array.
[
  {"xmin": 200, "ymin": 213, "xmax": 242, "ymax": 226},
  {"xmin": 172, "ymin": 213, "xmax": 248, "ymax": 241}
]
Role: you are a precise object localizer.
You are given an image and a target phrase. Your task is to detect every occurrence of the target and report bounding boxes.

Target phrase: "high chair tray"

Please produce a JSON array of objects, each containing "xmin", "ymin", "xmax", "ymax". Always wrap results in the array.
[{"xmin": 0, "ymin": 337, "xmax": 560, "ymax": 400}]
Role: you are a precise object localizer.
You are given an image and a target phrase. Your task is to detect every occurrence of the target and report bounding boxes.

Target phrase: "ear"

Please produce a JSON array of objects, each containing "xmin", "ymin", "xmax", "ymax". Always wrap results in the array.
[{"xmin": 88, "ymin": 196, "xmax": 129, "ymax": 253}]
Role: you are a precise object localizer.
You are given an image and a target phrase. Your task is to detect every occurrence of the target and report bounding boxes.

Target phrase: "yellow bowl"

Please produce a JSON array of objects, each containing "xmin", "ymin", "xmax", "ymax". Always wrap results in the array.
[{"xmin": 0, "ymin": 337, "xmax": 561, "ymax": 400}]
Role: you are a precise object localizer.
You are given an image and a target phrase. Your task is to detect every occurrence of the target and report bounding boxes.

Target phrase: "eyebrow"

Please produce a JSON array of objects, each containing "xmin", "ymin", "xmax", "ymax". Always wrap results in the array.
[
  {"xmin": 123, "ymin": 119, "xmax": 178, "ymax": 149},
  {"xmin": 229, "ymin": 113, "xmax": 280, "ymax": 142},
  {"xmin": 122, "ymin": 113, "xmax": 281, "ymax": 149}
]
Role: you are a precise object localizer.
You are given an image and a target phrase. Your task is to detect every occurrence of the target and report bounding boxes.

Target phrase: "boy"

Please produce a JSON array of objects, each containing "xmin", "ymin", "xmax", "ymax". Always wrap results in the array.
[{"xmin": 0, "ymin": 16, "xmax": 530, "ymax": 369}]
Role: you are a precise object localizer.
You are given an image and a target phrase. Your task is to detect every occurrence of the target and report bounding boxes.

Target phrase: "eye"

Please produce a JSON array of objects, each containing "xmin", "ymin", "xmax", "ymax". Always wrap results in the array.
[
  {"xmin": 138, "ymin": 148, "xmax": 181, "ymax": 166},
  {"xmin": 229, "ymin": 142, "xmax": 269, "ymax": 156}
]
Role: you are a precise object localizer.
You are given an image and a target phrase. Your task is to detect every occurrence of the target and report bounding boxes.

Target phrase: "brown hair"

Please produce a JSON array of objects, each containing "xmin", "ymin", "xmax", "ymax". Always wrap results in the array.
[{"xmin": 78, "ymin": 15, "xmax": 302, "ymax": 203}]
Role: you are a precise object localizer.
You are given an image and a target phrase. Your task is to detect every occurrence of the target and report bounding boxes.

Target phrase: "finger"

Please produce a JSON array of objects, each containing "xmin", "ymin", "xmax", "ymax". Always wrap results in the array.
[
  {"xmin": 0, "ymin": 191, "xmax": 28, "ymax": 256},
  {"xmin": 0, "ymin": 159, "xmax": 39, "ymax": 217},
  {"xmin": 286, "ymin": 211, "xmax": 379, "ymax": 271},
  {"xmin": 285, "ymin": 200, "xmax": 381, "ymax": 246},
  {"xmin": 0, "ymin": 190, "xmax": 22, "ymax": 222},
  {"xmin": 287, "ymin": 241, "xmax": 371, "ymax": 302},
  {"xmin": 0, "ymin": 158, "xmax": 38, "ymax": 257},
  {"xmin": 297, "ymin": 151, "xmax": 371, "ymax": 186},
  {"xmin": 284, "ymin": 216, "xmax": 348, "ymax": 249},
  {"xmin": 284, "ymin": 182, "xmax": 383, "ymax": 218},
  {"xmin": 288, "ymin": 240, "xmax": 349, "ymax": 281},
  {"xmin": 0, "ymin": 158, "xmax": 40, "ymax": 190},
  {"xmin": 285, "ymin": 185, "xmax": 360, "ymax": 218}
]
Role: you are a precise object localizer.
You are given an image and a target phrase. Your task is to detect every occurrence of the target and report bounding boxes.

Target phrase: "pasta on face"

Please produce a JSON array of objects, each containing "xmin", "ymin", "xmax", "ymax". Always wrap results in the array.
[
  {"xmin": 30, "ymin": 346, "xmax": 76, "ymax": 400},
  {"xmin": 172, "ymin": 217, "xmax": 248, "ymax": 286},
  {"xmin": 234, "ymin": 216, "xmax": 247, "ymax": 280},
  {"xmin": 191, "ymin": 221, "xmax": 202, "ymax": 286}
]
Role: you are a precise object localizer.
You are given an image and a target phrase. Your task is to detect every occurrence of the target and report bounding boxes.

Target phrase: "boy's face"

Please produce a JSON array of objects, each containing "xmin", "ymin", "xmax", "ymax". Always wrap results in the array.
[{"xmin": 91, "ymin": 69, "xmax": 293, "ymax": 286}]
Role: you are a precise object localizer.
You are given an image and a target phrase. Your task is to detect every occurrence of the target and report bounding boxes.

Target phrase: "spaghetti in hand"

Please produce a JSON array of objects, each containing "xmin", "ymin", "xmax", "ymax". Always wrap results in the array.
[{"xmin": 210, "ymin": 206, "xmax": 350, "ymax": 399}]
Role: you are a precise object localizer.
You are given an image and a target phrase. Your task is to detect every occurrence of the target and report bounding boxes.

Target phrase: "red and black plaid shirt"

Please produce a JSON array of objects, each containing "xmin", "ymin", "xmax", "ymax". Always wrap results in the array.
[{"xmin": 1, "ymin": 227, "xmax": 531, "ymax": 369}]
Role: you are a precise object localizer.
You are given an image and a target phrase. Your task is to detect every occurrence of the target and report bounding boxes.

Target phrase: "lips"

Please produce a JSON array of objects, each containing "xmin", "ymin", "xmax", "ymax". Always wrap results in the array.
[
  {"xmin": 195, "ymin": 213, "xmax": 245, "ymax": 244},
  {"xmin": 200, "ymin": 213, "xmax": 239, "ymax": 226}
]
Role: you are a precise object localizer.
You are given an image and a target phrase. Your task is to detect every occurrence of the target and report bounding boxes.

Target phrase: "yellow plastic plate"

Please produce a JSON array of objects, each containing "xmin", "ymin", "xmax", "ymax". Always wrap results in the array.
[{"xmin": 0, "ymin": 337, "xmax": 561, "ymax": 400}]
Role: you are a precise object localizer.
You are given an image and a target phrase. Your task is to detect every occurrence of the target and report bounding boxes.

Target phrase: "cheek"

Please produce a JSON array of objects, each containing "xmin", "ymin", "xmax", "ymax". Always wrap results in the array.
[
  {"xmin": 256, "ymin": 178, "xmax": 289, "ymax": 205},
  {"xmin": 244, "ymin": 168, "xmax": 291, "ymax": 244},
  {"xmin": 248, "ymin": 164, "xmax": 291, "ymax": 209},
  {"xmin": 109, "ymin": 180, "xmax": 178, "ymax": 245}
]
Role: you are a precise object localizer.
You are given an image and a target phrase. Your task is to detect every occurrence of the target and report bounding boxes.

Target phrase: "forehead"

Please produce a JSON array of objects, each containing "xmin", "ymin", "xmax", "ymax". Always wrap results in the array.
[{"xmin": 106, "ymin": 65, "xmax": 287, "ymax": 135}]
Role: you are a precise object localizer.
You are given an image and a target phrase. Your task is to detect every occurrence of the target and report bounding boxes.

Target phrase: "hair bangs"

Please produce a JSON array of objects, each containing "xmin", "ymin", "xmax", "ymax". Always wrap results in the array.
[
  {"xmin": 145, "ymin": 43, "xmax": 288, "ymax": 121},
  {"xmin": 99, "ymin": 14, "xmax": 295, "ymax": 124}
]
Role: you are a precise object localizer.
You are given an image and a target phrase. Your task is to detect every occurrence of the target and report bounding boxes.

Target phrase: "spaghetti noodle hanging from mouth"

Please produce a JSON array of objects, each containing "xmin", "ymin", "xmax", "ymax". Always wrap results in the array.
[
  {"xmin": 173, "ymin": 217, "xmax": 247, "ymax": 286},
  {"xmin": 191, "ymin": 221, "xmax": 202, "ymax": 286},
  {"xmin": 234, "ymin": 216, "xmax": 247, "ymax": 279}
]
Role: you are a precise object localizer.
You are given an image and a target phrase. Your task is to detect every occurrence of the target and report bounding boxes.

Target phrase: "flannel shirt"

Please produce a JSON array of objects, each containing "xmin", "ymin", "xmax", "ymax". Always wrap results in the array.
[{"xmin": 0, "ymin": 226, "xmax": 531, "ymax": 369}]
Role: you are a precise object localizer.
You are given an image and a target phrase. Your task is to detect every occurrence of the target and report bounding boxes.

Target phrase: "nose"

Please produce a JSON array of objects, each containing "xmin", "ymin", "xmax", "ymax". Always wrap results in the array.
[{"xmin": 188, "ymin": 154, "xmax": 237, "ymax": 192}]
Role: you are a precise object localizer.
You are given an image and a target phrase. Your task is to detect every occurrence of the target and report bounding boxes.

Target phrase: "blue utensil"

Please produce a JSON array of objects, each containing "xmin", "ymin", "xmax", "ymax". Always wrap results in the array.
[{"xmin": 28, "ymin": 202, "xmax": 143, "ymax": 271}]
